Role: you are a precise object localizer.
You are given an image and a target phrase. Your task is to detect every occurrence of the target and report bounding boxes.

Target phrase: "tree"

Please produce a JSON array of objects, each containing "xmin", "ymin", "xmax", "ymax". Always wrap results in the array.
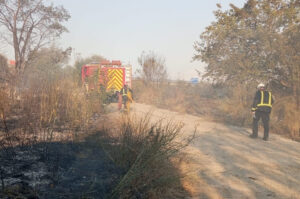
[
  {"xmin": 0, "ymin": 0, "xmax": 70, "ymax": 74},
  {"xmin": 74, "ymin": 55, "xmax": 106, "ymax": 84},
  {"xmin": 24, "ymin": 46, "xmax": 72, "ymax": 83},
  {"xmin": 74, "ymin": 55, "xmax": 106, "ymax": 73},
  {"xmin": 193, "ymin": 0, "xmax": 300, "ymax": 109},
  {"xmin": 137, "ymin": 51, "xmax": 167, "ymax": 86}
]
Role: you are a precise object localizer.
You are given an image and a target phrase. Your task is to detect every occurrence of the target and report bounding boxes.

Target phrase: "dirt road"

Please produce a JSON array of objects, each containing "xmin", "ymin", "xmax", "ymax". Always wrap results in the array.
[{"xmin": 108, "ymin": 103, "xmax": 300, "ymax": 199}]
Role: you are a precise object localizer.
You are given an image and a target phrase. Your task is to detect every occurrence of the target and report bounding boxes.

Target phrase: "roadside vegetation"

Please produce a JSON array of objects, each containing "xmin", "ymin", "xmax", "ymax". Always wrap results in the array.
[
  {"xmin": 94, "ymin": 114, "xmax": 193, "ymax": 198},
  {"xmin": 134, "ymin": 0, "xmax": 300, "ymax": 141},
  {"xmin": 0, "ymin": 49, "xmax": 191, "ymax": 198},
  {"xmin": 0, "ymin": 0, "xmax": 299, "ymax": 198},
  {"xmin": 134, "ymin": 67, "xmax": 300, "ymax": 141},
  {"xmin": 0, "ymin": 1, "xmax": 192, "ymax": 198},
  {"xmin": 193, "ymin": 0, "xmax": 300, "ymax": 139}
]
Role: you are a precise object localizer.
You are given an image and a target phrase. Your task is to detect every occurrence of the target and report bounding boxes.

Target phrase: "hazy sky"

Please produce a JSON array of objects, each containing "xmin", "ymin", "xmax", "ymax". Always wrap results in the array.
[{"xmin": 5, "ymin": 0, "xmax": 246, "ymax": 80}]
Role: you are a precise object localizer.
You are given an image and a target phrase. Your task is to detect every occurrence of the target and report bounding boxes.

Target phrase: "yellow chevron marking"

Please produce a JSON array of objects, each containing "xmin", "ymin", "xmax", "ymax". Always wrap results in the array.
[
  {"xmin": 107, "ymin": 83, "xmax": 122, "ymax": 90},
  {"xmin": 108, "ymin": 78, "xmax": 123, "ymax": 89},
  {"xmin": 106, "ymin": 69, "xmax": 124, "ymax": 91},
  {"xmin": 114, "ymin": 80, "xmax": 123, "ymax": 90},
  {"xmin": 115, "ymin": 73, "xmax": 123, "ymax": 81},
  {"xmin": 107, "ymin": 73, "xmax": 123, "ymax": 83},
  {"xmin": 114, "ymin": 80, "xmax": 123, "ymax": 89}
]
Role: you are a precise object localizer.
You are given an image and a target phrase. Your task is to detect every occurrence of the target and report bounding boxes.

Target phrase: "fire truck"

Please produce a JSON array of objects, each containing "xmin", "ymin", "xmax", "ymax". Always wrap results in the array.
[{"xmin": 81, "ymin": 60, "xmax": 132, "ymax": 97}]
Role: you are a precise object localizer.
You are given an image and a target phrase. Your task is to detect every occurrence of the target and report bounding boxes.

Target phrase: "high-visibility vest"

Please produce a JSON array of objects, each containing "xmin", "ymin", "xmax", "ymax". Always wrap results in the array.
[
  {"xmin": 121, "ymin": 88, "xmax": 128, "ymax": 96},
  {"xmin": 257, "ymin": 91, "xmax": 272, "ymax": 107}
]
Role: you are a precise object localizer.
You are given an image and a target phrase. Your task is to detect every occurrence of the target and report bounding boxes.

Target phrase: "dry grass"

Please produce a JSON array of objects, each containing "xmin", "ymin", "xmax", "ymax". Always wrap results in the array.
[
  {"xmin": 1, "ymin": 76, "xmax": 194, "ymax": 198},
  {"xmin": 93, "ymin": 114, "xmax": 194, "ymax": 199},
  {"xmin": 0, "ymin": 73, "xmax": 106, "ymax": 195},
  {"xmin": 0, "ymin": 75, "xmax": 102, "ymax": 160},
  {"xmin": 272, "ymin": 96, "xmax": 300, "ymax": 140},
  {"xmin": 133, "ymin": 80, "xmax": 300, "ymax": 139},
  {"xmin": 215, "ymin": 85, "xmax": 253, "ymax": 126}
]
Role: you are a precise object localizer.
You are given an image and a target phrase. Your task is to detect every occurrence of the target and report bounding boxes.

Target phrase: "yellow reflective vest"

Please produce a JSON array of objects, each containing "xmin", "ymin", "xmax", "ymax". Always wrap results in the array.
[{"xmin": 251, "ymin": 90, "xmax": 273, "ymax": 112}]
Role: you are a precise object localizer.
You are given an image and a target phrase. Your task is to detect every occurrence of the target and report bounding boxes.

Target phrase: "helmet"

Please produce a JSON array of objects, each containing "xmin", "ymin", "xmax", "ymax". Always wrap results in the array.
[{"xmin": 257, "ymin": 83, "xmax": 265, "ymax": 89}]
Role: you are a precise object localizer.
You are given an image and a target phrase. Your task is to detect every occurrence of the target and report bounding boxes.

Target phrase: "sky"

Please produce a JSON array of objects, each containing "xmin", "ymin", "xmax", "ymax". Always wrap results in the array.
[{"xmin": 3, "ymin": 0, "xmax": 246, "ymax": 80}]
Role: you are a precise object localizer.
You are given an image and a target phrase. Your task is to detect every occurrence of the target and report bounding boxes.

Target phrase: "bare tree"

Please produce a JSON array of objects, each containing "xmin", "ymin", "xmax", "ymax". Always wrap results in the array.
[
  {"xmin": 0, "ymin": 0, "xmax": 70, "ymax": 74},
  {"xmin": 137, "ymin": 51, "xmax": 167, "ymax": 86}
]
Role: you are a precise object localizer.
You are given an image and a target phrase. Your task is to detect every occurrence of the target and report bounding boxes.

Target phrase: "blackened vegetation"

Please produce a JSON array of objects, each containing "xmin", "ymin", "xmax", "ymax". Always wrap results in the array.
[
  {"xmin": 0, "ymin": 61, "xmax": 191, "ymax": 199},
  {"xmin": 0, "ymin": 135, "xmax": 121, "ymax": 199},
  {"xmin": 0, "ymin": 117, "xmax": 191, "ymax": 199}
]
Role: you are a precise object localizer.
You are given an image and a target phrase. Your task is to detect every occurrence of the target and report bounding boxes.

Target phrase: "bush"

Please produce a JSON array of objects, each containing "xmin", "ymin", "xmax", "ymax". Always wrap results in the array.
[
  {"xmin": 95, "ymin": 114, "xmax": 194, "ymax": 198},
  {"xmin": 271, "ymin": 96, "xmax": 300, "ymax": 140},
  {"xmin": 0, "ymin": 74, "xmax": 103, "ymax": 158},
  {"xmin": 215, "ymin": 85, "xmax": 253, "ymax": 126}
]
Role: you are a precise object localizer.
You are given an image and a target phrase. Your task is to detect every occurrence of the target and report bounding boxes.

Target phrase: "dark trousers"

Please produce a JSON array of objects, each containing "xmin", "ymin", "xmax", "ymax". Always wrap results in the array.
[
  {"xmin": 252, "ymin": 111, "xmax": 270, "ymax": 139},
  {"xmin": 122, "ymin": 96, "xmax": 128, "ymax": 108}
]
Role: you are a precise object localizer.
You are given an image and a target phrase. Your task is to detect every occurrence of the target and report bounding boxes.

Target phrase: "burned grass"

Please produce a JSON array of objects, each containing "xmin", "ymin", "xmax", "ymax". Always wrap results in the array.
[
  {"xmin": 0, "ymin": 74, "xmax": 193, "ymax": 198},
  {"xmin": 0, "ymin": 113, "xmax": 193, "ymax": 199},
  {"xmin": 0, "ymin": 136, "xmax": 121, "ymax": 199}
]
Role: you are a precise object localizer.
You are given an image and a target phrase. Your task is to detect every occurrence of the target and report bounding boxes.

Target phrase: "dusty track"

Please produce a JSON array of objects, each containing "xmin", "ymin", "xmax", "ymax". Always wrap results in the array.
[{"xmin": 107, "ymin": 103, "xmax": 300, "ymax": 199}]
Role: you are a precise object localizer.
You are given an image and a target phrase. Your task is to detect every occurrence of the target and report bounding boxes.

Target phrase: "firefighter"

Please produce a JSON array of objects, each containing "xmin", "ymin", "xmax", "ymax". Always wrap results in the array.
[
  {"xmin": 116, "ymin": 91, "xmax": 122, "ymax": 111},
  {"xmin": 120, "ymin": 84, "xmax": 133, "ymax": 112},
  {"xmin": 250, "ymin": 83, "xmax": 274, "ymax": 141}
]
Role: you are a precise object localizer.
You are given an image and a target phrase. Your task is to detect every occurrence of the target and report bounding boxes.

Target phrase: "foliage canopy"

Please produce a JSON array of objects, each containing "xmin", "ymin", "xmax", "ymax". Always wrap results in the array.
[
  {"xmin": 0, "ymin": 0, "xmax": 70, "ymax": 74},
  {"xmin": 194, "ymin": 0, "xmax": 300, "ymax": 108}
]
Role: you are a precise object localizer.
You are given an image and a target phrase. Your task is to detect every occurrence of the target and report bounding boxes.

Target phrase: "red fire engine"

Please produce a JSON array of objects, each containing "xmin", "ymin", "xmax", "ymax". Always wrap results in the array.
[{"xmin": 81, "ymin": 60, "xmax": 132, "ymax": 92}]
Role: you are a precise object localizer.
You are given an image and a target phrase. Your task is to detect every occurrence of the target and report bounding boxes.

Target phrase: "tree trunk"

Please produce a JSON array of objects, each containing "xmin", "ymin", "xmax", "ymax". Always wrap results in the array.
[
  {"xmin": 296, "ymin": 80, "xmax": 300, "ymax": 111},
  {"xmin": 293, "ymin": 67, "xmax": 300, "ymax": 111}
]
